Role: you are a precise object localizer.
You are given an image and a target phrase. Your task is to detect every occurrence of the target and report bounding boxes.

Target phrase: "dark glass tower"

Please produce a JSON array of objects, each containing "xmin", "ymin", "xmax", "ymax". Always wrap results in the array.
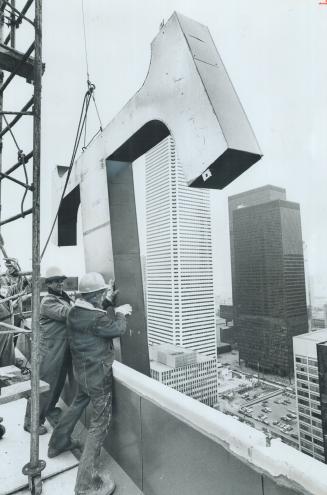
[{"xmin": 229, "ymin": 186, "xmax": 308, "ymax": 376}]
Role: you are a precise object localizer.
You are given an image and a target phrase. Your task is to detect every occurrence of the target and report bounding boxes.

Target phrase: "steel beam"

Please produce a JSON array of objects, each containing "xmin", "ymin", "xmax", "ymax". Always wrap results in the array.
[
  {"xmin": 0, "ymin": 96, "xmax": 33, "ymax": 138},
  {"xmin": 0, "ymin": 42, "xmax": 34, "ymax": 80},
  {"xmin": 3, "ymin": 149, "xmax": 32, "ymax": 176},
  {"xmin": 0, "ymin": 207, "xmax": 32, "ymax": 225}
]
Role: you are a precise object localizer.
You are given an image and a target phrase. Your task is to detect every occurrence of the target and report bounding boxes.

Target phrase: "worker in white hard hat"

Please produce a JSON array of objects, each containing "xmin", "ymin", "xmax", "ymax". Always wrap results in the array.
[
  {"xmin": 48, "ymin": 272, "xmax": 131, "ymax": 495},
  {"xmin": 24, "ymin": 266, "xmax": 73, "ymax": 435}
]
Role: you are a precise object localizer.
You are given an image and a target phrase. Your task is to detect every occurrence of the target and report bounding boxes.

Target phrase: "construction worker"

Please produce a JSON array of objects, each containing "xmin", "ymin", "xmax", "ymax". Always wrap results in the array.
[
  {"xmin": 2, "ymin": 258, "xmax": 31, "ymax": 329},
  {"xmin": 48, "ymin": 272, "xmax": 131, "ymax": 495},
  {"xmin": 0, "ymin": 262, "xmax": 26, "ymax": 366},
  {"xmin": 24, "ymin": 266, "xmax": 72, "ymax": 434}
]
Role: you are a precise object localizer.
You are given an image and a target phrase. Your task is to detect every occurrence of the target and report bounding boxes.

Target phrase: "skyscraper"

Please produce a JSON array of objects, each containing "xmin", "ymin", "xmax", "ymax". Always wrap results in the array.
[
  {"xmin": 293, "ymin": 330, "xmax": 327, "ymax": 463},
  {"xmin": 228, "ymin": 185, "xmax": 286, "ymax": 318},
  {"xmin": 146, "ymin": 136, "xmax": 216, "ymax": 357},
  {"xmin": 229, "ymin": 186, "xmax": 308, "ymax": 376}
]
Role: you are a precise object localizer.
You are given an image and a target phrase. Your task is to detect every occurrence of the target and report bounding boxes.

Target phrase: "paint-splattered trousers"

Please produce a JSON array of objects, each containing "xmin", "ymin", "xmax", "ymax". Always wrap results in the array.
[{"xmin": 49, "ymin": 369, "xmax": 113, "ymax": 494}]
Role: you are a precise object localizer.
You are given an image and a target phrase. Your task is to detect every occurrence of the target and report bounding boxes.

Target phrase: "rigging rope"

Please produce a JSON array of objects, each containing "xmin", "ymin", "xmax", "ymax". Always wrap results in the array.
[
  {"xmin": 2, "ymin": 114, "xmax": 30, "ymax": 215},
  {"xmin": 41, "ymin": 1, "xmax": 104, "ymax": 259},
  {"xmin": 40, "ymin": 84, "xmax": 95, "ymax": 260},
  {"xmin": 81, "ymin": 0, "xmax": 90, "ymax": 81},
  {"xmin": 81, "ymin": 0, "xmax": 103, "ymax": 130}
]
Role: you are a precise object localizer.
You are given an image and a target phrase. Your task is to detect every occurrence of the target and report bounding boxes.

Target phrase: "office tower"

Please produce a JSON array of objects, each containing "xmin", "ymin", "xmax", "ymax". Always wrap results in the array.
[
  {"xmin": 146, "ymin": 136, "xmax": 216, "ymax": 357},
  {"xmin": 150, "ymin": 344, "xmax": 217, "ymax": 406},
  {"xmin": 229, "ymin": 186, "xmax": 308, "ymax": 376},
  {"xmin": 228, "ymin": 185, "xmax": 286, "ymax": 319},
  {"xmin": 294, "ymin": 330, "xmax": 327, "ymax": 463}
]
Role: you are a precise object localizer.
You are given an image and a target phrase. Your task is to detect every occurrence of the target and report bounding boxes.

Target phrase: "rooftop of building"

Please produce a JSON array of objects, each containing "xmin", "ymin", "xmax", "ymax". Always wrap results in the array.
[
  {"xmin": 228, "ymin": 185, "xmax": 286, "ymax": 201},
  {"xmin": 233, "ymin": 198, "xmax": 300, "ymax": 214},
  {"xmin": 294, "ymin": 328, "xmax": 327, "ymax": 344},
  {"xmin": 149, "ymin": 343, "xmax": 214, "ymax": 371}
]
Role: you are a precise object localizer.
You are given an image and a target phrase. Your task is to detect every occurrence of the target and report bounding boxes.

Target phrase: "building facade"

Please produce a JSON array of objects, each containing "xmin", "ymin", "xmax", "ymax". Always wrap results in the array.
[
  {"xmin": 293, "ymin": 330, "xmax": 327, "ymax": 463},
  {"xmin": 228, "ymin": 185, "xmax": 286, "ymax": 322},
  {"xmin": 150, "ymin": 344, "xmax": 217, "ymax": 406},
  {"xmin": 146, "ymin": 136, "xmax": 216, "ymax": 357},
  {"xmin": 229, "ymin": 186, "xmax": 308, "ymax": 376}
]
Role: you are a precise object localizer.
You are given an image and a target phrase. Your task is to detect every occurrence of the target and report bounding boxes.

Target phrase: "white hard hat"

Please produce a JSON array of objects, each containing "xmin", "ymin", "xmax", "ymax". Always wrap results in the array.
[
  {"xmin": 78, "ymin": 272, "xmax": 108, "ymax": 294},
  {"xmin": 45, "ymin": 266, "xmax": 67, "ymax": 282}
]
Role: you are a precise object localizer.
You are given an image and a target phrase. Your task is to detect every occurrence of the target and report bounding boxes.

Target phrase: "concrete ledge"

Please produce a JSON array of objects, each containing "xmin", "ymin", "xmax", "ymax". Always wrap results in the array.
[{"xmin": 113, "ymin": 361, "xmax": 327, "ymax": 495}]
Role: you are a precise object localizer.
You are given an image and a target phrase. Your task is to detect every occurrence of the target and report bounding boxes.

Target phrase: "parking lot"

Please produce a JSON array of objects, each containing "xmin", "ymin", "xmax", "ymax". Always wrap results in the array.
[
  {"xmin": 239, "ymin": 389, "xmax": 299, "ymax": 448},
  {"xmin": 216, "ymin": 379, "xmax": 299, "ymax": 449}
]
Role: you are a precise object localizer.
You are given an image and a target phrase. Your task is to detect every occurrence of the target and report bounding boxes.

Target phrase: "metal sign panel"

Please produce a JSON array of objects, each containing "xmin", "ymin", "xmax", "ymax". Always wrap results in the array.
[{"xmin": 53, "ymin": 12, "xmax": 262, "ymax": 375}]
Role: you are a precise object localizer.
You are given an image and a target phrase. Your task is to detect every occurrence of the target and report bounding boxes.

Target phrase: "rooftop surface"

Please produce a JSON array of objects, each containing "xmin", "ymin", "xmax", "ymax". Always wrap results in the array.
[
  {"xmin": 149, "ymin": 343, "xmax": 215, "ymax": 371},
  {"xmin": 3, "ymin": 360, "xmax": 327, "ymax": 495},
  {"xmin": 1, "ymin": 398, "xmax": 142, "ymax": 495},
  {"xmin": 294, "ymin": 328, "xmax": 327, "ymax": 343}
]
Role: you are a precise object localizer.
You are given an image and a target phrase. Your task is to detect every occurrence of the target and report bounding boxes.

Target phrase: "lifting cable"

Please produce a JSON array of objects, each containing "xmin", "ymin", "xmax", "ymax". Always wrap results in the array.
[
  {"xmin": 41, "ymin": 0, "xmax": 103, "ymax": 260},
  {"xmin": 40, "ymin": 83, "xmax": 95, "ymax": 259},
  {"xmin": 81, "ymin": 0, "xmax": 103, "ymax": 131}
]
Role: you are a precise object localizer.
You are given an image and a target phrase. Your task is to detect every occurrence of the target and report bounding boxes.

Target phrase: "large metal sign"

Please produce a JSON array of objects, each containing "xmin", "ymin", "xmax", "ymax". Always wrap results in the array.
[{"xmin": 53, "ymin": 12, "xmax": 262, "ymax": 375}]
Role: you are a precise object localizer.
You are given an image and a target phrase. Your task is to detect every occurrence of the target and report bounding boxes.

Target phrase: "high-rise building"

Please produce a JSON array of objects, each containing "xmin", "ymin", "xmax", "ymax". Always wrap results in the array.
[
  {"xmin": 146, "ymin": 136, "xmax": 216, "ymax": 357},
  {"xmin": 229, "ymin": 186, "xmax": 308, "ymax": 376},
  {"xmin": 293, "ymin": 330, "xmax": 327, "ymax": 463},
  {"xmin": 149, "ymin": 344, "xmax": 217, "ymax": 406},
  {"xmin": 228, "ymin": 185, "xmax": 286, "ymax": 319}
]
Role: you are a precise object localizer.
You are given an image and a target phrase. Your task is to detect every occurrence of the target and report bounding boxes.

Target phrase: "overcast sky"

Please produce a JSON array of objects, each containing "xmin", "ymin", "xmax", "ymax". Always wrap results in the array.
[{"xmin": 2, "ymin": 0, "xmax": 326, "ymax": 301}]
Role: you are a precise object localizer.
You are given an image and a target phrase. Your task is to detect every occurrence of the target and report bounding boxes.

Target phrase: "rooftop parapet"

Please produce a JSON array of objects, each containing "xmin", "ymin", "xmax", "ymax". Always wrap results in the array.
[{"xmin": 103, "ymin": 361, "xmax": 327, "ymax": 495}]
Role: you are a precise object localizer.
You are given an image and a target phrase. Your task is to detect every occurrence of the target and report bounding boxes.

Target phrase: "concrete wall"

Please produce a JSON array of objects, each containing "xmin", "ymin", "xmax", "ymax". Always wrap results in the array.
[
  {"xmin": 63, "ymin": 362, "xmax": 327, "ymax": 495},
  {"xmin": 105, "ymin": 363, "xmax": 327, "ymax": 495}
]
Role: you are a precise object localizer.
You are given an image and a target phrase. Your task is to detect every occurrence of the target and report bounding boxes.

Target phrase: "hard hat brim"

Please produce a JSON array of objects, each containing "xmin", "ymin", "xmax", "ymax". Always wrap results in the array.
[
  {"xmin": 45, "ymin": 275, "xmax": 67, "ymax": 283},
  {"xmin": 79, "ymin": 284, "xmax": 108, "ymax": 294}
]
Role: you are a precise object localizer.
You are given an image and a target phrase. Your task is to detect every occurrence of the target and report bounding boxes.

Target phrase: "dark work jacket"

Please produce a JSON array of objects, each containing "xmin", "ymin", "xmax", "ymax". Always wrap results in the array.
[
  {"xmin": 67, "ymin": 299, "xmax": 126, "ymax": 397},
  {"xmin": 40, "ymin": 290, "xmax": 72, "ymax": 341}
]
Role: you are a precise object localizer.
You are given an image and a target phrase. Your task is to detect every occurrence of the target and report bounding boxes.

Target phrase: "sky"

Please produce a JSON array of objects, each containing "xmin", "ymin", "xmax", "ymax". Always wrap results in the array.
[{"xmin": 1, "ymin": 0, "xmax": 327, "ymax": 301}]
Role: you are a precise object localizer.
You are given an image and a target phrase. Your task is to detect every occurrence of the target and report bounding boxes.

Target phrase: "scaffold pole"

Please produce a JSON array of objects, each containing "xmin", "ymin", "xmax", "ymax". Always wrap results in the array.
[{"xmin": 23, "ymin": 0, "xmax": 45, "ymax": 493}]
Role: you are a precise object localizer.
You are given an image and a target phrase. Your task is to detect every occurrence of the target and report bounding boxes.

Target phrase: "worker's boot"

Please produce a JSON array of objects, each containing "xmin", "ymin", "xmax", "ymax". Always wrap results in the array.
[
  {"xmin": 48, "ymin": 438, "xmax": 82, "ymax": 458},
  {"xmin": 76, "ymin": 473, "xmax": 116, "ymax": 495},
  {"xmin": 24, "ymin": 423, "xmax": 47, "ymax": 435},
  {"xmin": 46, "ymin": 407, "xmax": 63, "ymax": 426}
]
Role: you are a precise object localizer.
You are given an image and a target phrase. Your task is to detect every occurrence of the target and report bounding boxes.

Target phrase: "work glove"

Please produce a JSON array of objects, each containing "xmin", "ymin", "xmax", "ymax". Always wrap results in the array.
[
  {"xmin": 105, "ymin": 279, "xmax": 119, "ymax": 305},
  {"xmin": 115, "ymin": 304, "xmax": 132, "ymax": 316}
]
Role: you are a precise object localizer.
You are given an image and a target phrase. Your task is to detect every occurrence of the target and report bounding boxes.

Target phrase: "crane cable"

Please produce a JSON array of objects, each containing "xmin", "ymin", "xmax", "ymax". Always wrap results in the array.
[
  {"xmin": 41, "ymin": 0, "xmax": 103, "ymax": 260},
  {"xmin": 81, "ymin": 0, "xmax": 103, "ymax": 131},
  {"xmin": 40, "ymin": 84, "xmax": 94, "ymax": 260}
]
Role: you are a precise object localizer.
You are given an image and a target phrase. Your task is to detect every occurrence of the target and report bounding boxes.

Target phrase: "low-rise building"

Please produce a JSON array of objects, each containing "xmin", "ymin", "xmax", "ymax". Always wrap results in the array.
[
  {"xmin": 293, "ymin": 329, "xmax": 327, "ymax": 463},
  {"xmin": 149, "ymin": 344, "xmax": 217, "ymax": 406}
]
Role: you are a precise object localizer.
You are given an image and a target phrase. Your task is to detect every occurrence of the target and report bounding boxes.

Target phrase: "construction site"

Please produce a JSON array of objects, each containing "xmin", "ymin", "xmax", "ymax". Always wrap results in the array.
[{"xmin": 0, "ymin": 1, "xmax": 326, "ymax": 495}]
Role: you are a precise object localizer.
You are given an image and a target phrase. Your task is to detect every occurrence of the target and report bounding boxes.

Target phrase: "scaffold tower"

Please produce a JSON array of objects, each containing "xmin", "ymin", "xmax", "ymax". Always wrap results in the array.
[{"xmin": 0, "ymin": 0, "xmax": 43, "ymax": 493}]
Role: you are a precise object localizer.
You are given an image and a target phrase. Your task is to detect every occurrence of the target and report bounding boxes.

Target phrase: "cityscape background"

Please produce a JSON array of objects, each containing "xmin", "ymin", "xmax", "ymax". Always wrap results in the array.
[
  {"xmin": 0, "ymin": 0, "xmax": 325, "ymax": 306},
  {"xmin": 0, "ymin": 1, "xmax": 327, "ymax": 492}
]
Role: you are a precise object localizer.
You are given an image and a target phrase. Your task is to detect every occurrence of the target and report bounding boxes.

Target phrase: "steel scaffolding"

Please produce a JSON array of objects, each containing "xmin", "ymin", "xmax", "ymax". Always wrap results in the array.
[{"xmin": 0, "ymin": 0, "xmax": 43, "ymax": 493}]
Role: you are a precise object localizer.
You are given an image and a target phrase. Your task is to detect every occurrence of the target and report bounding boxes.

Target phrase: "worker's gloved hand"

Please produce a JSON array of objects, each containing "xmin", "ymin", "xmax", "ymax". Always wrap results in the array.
[
  {"xmin": 105, "ymin": 279, "xmax": 119, "ymax": 305},
  {"xmin": 115, "ymin": 304, "xmax": 132, "ymax": 316}
]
